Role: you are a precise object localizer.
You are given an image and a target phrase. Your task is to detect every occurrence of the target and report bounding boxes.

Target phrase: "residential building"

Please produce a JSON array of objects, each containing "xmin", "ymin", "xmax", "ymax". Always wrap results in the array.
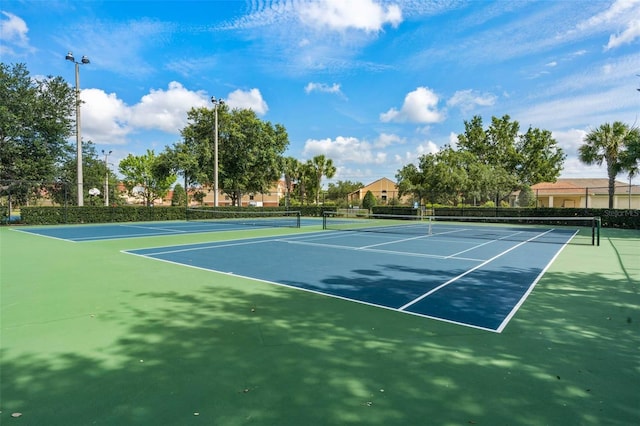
[
  {"xmin": 195, "ymin": 179, "xmax": 287, "ymax": 207},
  {"xmin": 531, "ymin": 178, "xmax": 640, "ymax": 209},
  {"xmin": 347, "ymin": 177, "xmax": 412, "ymax": 206}
]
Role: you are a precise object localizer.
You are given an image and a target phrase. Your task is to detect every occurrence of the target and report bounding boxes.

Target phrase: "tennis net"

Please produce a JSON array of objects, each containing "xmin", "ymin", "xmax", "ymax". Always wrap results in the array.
[
  {"xmin": 322, "ymin": 211, "xmax": 600, "ymax": 245},
  {"xmin": 187, "ymin": 209, "xmax": 301, "ymax": 228}
]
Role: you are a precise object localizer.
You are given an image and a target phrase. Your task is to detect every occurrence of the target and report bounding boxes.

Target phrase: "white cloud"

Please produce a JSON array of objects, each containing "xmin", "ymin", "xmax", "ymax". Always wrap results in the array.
[
  {"xmin": 517, "ymin": 84, "xmax": 637, "ymax": 130},
  {"xmin": 607, "ymin": 17, "xmax": 640, "ymax": 49},
  {"xmin": 573, "ymin": 0, "xmax": 640, "ymax": 49},
  {"xmin": 298, "ymin": 0, "xmax": 403, "ymax": 32},
  {"xmin": 81, "ymin": 89, "xmax": 132, "ymax": 145},
  {"xmin": 305, "ymin": 82, "xmax": 343, "ymax": 96},
  {"xmin": 226, "ymin": 88, "xmax": 269, "ymax": 115},
  {"xmin": 302, "ymin": 136, "xmax": 387, "ymax": 164},
  {"xmin": 0, "ymin": 11, "xmax": 33, "ymax": 55},
  {"xmin": 380, "ymin": 87, "xmax": 445, "ymax": 123},
  {"xmin": 560, "ymin": 157, "xmax": 608, "ymax": 180},
  {"xmin": 394, "ymin": 141, "xmax": 439, "ymax": 165},
  {"xmin": 80, "ymin": 82, "xmax": 212, "ymax": 146},
  {"xmin": 448, "ymin": 132, "xmax": 459, "ymax": 146},
  {"xmin": 551, "ymin": 129, "xmax": 588, "ymax": 156},
  {"xmin": 130, "ymin": 82, "xmax": 208, "ymax": 132},
  {"xmin": 79, "ymin": 83, "xmax": 274, "ymax": 149},
  {"xmin": 374, "ymin": 133, "xmax": 404, "ymax": 148},
  {"xmin": 447, "ymin": 89, "xmax": 497, "ymax": 114}
]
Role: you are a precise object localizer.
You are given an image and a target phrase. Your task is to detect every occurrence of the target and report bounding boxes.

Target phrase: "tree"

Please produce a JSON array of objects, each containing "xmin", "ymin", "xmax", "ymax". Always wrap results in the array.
[
  {"xmin": 579, "ymin": 122, "xmax": 638, "ymax": 208},
  {"xmin": 308, "ymin": 155, "xmax": 336, "ymax": 204},
  {"xmin": 119, "ymin": 149, "xmax": 176, "ymax": 206},
  {"xmin": 282, "ymin": 157, "xmax": 301, "ymax": 208},
  {"xmin": 157, "ymin": 141, "xmax": 204, "ymax": 207},
  {"xmin": 396, "ymin": 163, "xmax": 426, "ymax": 204},
  {"xmin": 179, "ymin": 106, "xmax": 289, "ymax": 206},
  {"xmin": 171, "ymin": 183, "xmax": 187, "ymax": 206},
  {"xmin": 518, "ymin": 185, "xmax": 536, "ymax": 207},
  {"xmin": 0, "ymin": 62, "xmax": 75, "ymax": 205},
  {"xmin": 52, "ymin": 141, "xmax": 114, "ymax": 206},
  {"xmin": 457, "ymin": 115, "xmax": 564, "ymax": 201},
  {"xmin": 619, "ymin": 127, "xmax": 640, "ymax": 182},
  {"xmin": 221, "ymin": 110, "xmax": 288, "ymax": 205},
  {"xmin": 297, "ymin": 161, "xmax": 315, "ymax": 205},
  {"xmin": 515, "ymin": 127, "xmax": 566, "ymax": 186},
  {"xmin": 325, "ymin": 180, "xmax": 363, "ymax": 206},
  {"xmin": 362, "ymin": 190, "xmax": 377, "ymax": 210}
]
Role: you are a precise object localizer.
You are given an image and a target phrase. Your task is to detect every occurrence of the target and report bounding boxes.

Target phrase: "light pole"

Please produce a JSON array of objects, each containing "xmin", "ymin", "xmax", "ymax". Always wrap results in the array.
[
  {"xmin": 66, "ymin": 52, "xmax": 90, "ymax": 206},
  {"xmin": 211, "ymin": 96, "xmax": 224, "ymax": 207},
  {"xmin": 102, "ymin": 150, "xmax": 112, "ymax": 207}
]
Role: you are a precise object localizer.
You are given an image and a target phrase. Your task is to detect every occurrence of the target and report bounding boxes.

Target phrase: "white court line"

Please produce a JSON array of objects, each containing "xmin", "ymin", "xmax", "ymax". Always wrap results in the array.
[
  {"xmin": 278, "ymin": 238, "xmax": 485, "ymax": 262},
  {"xmin": 444, "ymin": 230, "xmax": 526, "ymax": 258},
  {"xmin": 398, "ymin": 228, "xmax": 555, "ymax": 311}
]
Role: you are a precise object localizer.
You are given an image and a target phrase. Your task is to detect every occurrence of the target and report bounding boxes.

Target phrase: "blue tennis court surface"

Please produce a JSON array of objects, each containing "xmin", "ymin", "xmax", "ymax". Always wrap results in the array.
[
  {"xmin": 125, "ymin": 224, "xmax": 577, "ymax": 332},
  {"xmin": 13, "ymin": 218, "xmax": 321, "ymax": 241}
]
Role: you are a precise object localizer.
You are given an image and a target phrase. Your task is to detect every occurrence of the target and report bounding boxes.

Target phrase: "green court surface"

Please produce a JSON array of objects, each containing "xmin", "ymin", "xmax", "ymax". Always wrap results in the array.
[{"xmin": 1, "ymin": 224, "xmax": 638, "ymax": 425}]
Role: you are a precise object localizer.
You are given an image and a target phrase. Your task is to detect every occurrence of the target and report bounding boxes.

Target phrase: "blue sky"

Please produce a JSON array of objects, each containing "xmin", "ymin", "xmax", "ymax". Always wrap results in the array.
[{"xmin": 2, "ymin": 0, "xmax": 640, "ymax": 186}]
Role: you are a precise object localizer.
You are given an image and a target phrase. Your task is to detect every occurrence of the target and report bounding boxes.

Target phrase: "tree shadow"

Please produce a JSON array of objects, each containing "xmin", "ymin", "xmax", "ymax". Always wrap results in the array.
[
  {"xmin": 2, "ymin": 265, "xmax": 638, "ymax": 425},
  {"xmin": 2, "ymin": 226, "xmax": 639, "ymax": 425}
]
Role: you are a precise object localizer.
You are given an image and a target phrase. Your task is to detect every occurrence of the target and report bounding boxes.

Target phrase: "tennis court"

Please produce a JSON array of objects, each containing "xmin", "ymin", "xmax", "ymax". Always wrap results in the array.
[
  {"xmin": 2, "ymin": 214, "xmax": 638, "ymax": 425},
  {"xmin": 124, "ymin": 216, "xmax": 582, "ymax": 332}
]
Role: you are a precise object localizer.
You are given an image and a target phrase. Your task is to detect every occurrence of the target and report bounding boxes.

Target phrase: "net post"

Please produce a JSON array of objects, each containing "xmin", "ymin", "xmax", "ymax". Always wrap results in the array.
[
  {"xmin": 597, "ymin": 217, "xmax": 601, "ymax": 246},
  {"xmin": 296, "ymin": 211, "xmax": 301, "ymax": 228},
  {"xmin": 591, "ymin": 217, "xmax": 595, "ymax": 246},
  {"xmin": 322, "ymin": 212, "xmax": 327, "ymax": 230}
]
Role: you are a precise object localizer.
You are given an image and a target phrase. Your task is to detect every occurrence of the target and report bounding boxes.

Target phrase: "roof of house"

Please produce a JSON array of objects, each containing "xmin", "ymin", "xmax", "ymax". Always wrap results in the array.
[{"xmin": 531, "ymin": 178, "xmax": 640, "ymax": 195}]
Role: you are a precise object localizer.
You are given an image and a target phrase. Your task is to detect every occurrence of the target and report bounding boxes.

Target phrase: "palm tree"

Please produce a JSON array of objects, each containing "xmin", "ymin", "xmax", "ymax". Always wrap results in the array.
[
  {"xmin": 282, "ymin": 156, "xmax": 300, "ymax": 208},
  {"xmin": 579, "ymin": 122, "xmax": 635, "ymax": 208},
  {"xmin": 620, "ymin": 128, "xmax": 640, "ymax": 179},
  {"xmin": 310, "ymin": 155, "xmax": 336, "ymax": 204}
]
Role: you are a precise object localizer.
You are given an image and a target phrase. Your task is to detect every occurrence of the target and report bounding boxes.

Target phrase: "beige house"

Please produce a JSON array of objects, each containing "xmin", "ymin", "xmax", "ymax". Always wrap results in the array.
[
  {"xmin": 195, "ymin": 179, "xmax": 287, "ymax": 207},
  {"xmin": 531, "ymin": 178, "xmax": 640, "ymax": 209},
  {"xmin": 119, "ymin": 180, "xmax": 288, "ymax": 207},
  {"xmin": 348, "ymin": 177, "xmax": 412, "ymax": 206}
]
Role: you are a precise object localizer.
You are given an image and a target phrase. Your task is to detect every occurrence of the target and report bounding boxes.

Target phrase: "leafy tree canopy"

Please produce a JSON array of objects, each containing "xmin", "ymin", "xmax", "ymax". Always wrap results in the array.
[
  {"xmin": 180, "ymin": 105, "xmax": 289, "ymax": 206},
  {"xmin": 362, "ymin": 190, "xmax": 377, "ymax": 210},
  {"xmin": 397, "ymin": 115, "xmax": 565, "ymax": 206},
  {"xmin": 119, "ymin": 149, "xmax": 176, "ymax": 206},
  {"xmin": 326, "ymin": 180, "xmax": 363, "ymax": 201},
  {"xmin": 1, "ymin": 62, "xmax": 76, "ymax": 203}
]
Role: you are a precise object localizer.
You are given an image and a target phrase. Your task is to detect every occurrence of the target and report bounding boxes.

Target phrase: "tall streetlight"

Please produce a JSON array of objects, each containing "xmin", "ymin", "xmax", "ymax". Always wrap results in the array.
[
  {"xmin": 211, "ymin": 96, "xmax": 224, "ymax": 207},
  {"xmin": 102, "ymin": 149, "xmax": 112, "ymax": 207},
  {"xmin": 66, "ymin": 52, "xmax": 90, "ymax": 206}
]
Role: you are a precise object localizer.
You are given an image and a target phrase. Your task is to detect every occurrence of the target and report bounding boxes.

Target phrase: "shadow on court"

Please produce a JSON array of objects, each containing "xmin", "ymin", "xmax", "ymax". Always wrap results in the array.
[
  {"xmin": 2, "ymin": 267, "xmax": 638, "ymax": 425},
  {"xmin": 1, "ymin": 226, "xmax": 638, "ymax": 425}
]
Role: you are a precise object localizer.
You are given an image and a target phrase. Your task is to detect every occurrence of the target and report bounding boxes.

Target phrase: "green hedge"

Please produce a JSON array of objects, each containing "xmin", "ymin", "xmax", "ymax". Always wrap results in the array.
[
  {"xmin": 432, "ymin": 207, "xmax": 639, "ymax": 229},
  {"xmin": 17, "ymin": 205, "xmax": 335, "ymax": 225},
  {"xmin": 13, "ymin": 205, "xmax": 640, "ymax": 229},
  {"xmin": 19, "ymin": 206, "xmax": 187, "ymax": 225}
]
